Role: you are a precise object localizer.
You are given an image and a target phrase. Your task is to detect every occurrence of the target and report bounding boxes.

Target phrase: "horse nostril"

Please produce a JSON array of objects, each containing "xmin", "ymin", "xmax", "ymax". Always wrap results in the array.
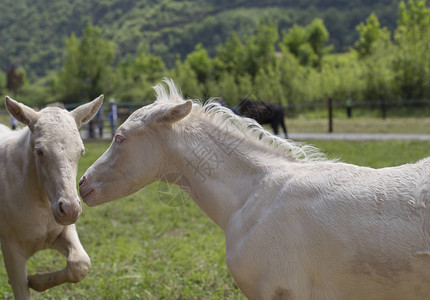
[
  {"xmin": 79, "ymin": 176, "xmax": 86, "ymax": 187},
  {"xmin": 59, "ymin": 201, "xmax": 65, "ymax": 215}
]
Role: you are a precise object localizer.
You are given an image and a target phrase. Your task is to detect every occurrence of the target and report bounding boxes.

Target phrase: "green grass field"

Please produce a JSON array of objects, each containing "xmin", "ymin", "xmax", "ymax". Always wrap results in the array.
[
  {"xmin": 287, "ymin": 117, "xmax": 430, "ymax": 134},
  {"xmin": 1, "ymin": 139, "xmax": 430, "ymax": 299}
]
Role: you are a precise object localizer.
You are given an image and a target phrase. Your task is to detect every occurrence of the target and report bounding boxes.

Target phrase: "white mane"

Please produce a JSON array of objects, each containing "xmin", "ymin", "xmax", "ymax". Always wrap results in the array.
[{"xmin": 155, "ymin": 79, "xmax": 328, "ymax": 162}]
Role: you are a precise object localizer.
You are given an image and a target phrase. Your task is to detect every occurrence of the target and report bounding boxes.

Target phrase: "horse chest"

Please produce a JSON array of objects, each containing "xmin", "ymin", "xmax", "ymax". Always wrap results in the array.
[{"xmin": 0, "ymin": 197, "xmax": 63, "ymax": 255}]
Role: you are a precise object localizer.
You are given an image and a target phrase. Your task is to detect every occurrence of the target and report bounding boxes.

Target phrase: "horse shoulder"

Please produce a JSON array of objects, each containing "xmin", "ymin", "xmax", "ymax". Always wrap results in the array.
[{"xmin": 225, "ymin": 167, "xmax": 317, "ymax": 296}]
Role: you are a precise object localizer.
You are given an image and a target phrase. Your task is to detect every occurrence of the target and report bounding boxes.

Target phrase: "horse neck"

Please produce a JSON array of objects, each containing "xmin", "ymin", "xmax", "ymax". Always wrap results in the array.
[
  {"xmin": 7, "ymin": 128, "xmax": 43, "ymax": 195},
  {"xmin": 161, "ymin": 116, "xmax": 280, "ymax": 231}
]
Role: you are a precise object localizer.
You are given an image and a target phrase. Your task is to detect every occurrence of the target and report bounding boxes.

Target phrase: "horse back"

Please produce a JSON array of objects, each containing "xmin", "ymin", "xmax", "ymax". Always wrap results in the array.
[{"xmin": 226, "ymin": 160, "xmax": 430, "ymax": 299}]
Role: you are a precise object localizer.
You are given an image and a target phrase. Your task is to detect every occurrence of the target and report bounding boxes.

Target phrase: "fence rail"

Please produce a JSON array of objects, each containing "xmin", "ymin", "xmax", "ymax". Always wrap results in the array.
[{"xmin": 1, "ymin": 98, "xmax": 430, "ymax": 118}]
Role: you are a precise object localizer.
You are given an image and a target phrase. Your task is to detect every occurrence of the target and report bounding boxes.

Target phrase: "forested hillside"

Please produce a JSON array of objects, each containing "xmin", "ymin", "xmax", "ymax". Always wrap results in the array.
[
  {"xmin": 1, "ymin": 0, "xmax": 429, "ymax": 113},
  {"xmin": 1, "ymin": 0, "xmax": 401, "ymax": 79}
]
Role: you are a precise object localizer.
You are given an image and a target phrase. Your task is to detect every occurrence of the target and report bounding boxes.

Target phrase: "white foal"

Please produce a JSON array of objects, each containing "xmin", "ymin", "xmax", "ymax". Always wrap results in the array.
[
  {"xmin": 0, "ymin": 96, "xmax": 103, "ymax": 299},
  {"xmin": 80, "ymin": 80, "xmax": 430, "ymax": 299}
]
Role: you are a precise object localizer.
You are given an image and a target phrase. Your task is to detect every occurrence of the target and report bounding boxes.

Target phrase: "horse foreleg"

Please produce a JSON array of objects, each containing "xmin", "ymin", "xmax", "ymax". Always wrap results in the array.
[
  {"xmin": 27, "ymin": 225, "xmax": 90, "ymax": 292},
  {"xmin": 1, "ymin": 242, "xmax": 32, "ymax": 300},
  {"xmin": 271, "ymin": 121, "xmax": 279, "ymax": 136},
  {"xmin": 280, "ymin": 119, "xmax": 288, "ymax": 138}
]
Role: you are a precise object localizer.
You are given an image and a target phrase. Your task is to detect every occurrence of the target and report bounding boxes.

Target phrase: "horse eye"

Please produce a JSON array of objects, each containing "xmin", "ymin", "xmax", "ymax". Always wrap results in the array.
[
  {"xmin": 36, "ymin": 149, "xmax": 44, "ymax": 157},
  {"xmin": 114, "ymin": 134, "xmax": 126, "ymax": 144}
]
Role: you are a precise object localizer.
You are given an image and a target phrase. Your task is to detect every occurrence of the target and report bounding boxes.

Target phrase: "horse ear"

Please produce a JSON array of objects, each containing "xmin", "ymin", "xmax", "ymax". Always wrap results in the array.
[
  {"xmin": 71, "ymin": 95, "xmax": 104, "ymax": 128},
  {"xmin": 5, "ymin": 96, "xmax": 39, "ymax": 131},
  {"xmin": 157, "ymin": 100, "xmax": 192, "ymax": 124}
]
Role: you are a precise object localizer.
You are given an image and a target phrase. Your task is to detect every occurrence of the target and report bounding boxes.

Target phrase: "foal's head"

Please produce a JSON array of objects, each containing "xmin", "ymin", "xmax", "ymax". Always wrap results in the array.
[
  {"xmin": 79, "ymin": 94, "xmax": 193, "ymax": 206},
  {"xmin": 5, "ymin": 96, "xmax": 103, "ymax": 225}
]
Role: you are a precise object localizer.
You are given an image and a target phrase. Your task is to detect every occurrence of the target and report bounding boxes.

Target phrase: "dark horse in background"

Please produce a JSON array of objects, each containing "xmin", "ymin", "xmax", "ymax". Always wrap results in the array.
[{"xmin": 237, "ymin": 99, "xmax": 288, "ymax": 138}]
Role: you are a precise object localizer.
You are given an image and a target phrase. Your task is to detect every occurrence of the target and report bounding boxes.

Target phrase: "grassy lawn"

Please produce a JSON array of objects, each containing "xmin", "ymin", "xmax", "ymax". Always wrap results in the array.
[
  {"xmin": 287, "ymin": 117, "xmax": 430, "ymax": 134},
  {"xmin": 2, "ymin": 139, "xmax": 430, "ymax": 299}
]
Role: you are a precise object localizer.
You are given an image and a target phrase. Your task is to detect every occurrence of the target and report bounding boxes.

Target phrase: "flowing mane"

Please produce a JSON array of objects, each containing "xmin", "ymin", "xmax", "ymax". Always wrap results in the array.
[{"xmin": 154, "ymin": 79, "xmax": 328, "ymax": 162}]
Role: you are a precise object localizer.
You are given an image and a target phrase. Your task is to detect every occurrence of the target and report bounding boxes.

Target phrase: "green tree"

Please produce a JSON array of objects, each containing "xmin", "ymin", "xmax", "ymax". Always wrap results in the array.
[
  {"xmin": 354, "ymin": 13, "xmax": 395, "ymax": 103},
  {"xmin": 19, "ymin": 76, "xmax": 53, "ymax": 107},
  {"xmin": 282, "ymin": 18, "xmax": 330, "ymax": 68},
  {"xmin": 115, "ymin": 43, "xmax": 166, "ymax": 102},
  {"xmin": 393, "ymin": 0, "xmax": 430, "ymax": 99},
  {"xmin": 397, "ymin": 0, "xmax": 430, "ymax": 40},
  {"xmin": 214, "ymin": 33, "xmax": 245, "ymax": 77},
  {"xmin": 170, "ymin": 56, "xmax": 203, "ymax": 99},
  {"xmin": 237, "ymin": 73, "xmax": 253, "ymax": 101},
  {"xmin": 277, "ymin": 50, "xmax": 308, "ymax": 107},
  {"xmin": 306, "ymin": 18, "xmax": 330, "ymax": 68},
  {"xmin": 242, "ymin": 19, "xmax": 278, "ymax": 78},
  {"xmin": 6, "ymin": 65, "xmax": 26, "ymax": 96},
  {"xmin": 355, "ymin": 13, "xmax": 391, "ymax": 58},
  {"xmin": 184, "ymin": 44, "xmax": 212, "ymax": 84},
  {"xmin": 57, "ymin": 24, "xmax": 116, "ymax": 103},
  {"xmin": 254, "ymin": 65, "xmax": 285, "ymax": 105},
  {"xmin": 121, "ymin": 43, "xmax": 166, "ymax": 83},
  {"xmin": 297, "ymin": 43, "xmax": 318, "ymax": 67},
  {"xmin": 282, "ymin": 25, "xmax": 308, "ymax": 58},
  {"xmin": 320, "ymin": 53, "xmax": 366, "ymax": 104},
  {"xmin": 207, "ymin": 71, "xmax": 239, "ymax": 104},
  {"xmin": 362, "ymin": 51, "xmax": 396, "ymax": 104}
]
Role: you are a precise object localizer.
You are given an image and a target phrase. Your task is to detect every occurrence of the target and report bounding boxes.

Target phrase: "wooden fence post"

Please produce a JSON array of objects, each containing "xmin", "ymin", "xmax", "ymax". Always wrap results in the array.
[{"xmin": 328, "ymin": 97, "xmax": 333, "ymax": 133}]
